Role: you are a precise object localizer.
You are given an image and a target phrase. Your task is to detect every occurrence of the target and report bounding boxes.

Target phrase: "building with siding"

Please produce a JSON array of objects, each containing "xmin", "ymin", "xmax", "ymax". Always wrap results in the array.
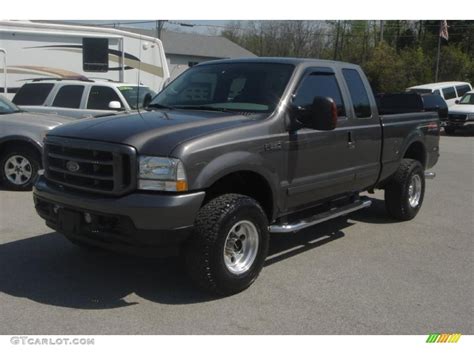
[{"xmin": 120, "ymin": 27, "xmax": 257, "ymax": 79}]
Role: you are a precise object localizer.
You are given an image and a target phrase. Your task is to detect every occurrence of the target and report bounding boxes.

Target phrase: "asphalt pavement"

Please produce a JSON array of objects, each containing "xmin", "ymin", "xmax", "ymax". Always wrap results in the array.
[{"xmin": 0, "ymin": 134, "xmax": 472, "ymax": 334}]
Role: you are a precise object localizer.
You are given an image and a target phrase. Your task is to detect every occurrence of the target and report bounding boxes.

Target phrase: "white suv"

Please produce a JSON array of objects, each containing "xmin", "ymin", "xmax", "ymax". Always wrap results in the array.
[
  {"xmin": 406, "ymin": 81, "xmax": 472, "ymax": 107},
  {"xmin": 12, "ymin": 78, "xmax": 156, "ymax": 119}
]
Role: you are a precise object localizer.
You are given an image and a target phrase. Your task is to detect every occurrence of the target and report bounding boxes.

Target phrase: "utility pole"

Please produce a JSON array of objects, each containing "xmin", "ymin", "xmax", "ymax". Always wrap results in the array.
[
  {"xmin": 156, "ymin": 20, "xmax": 166, "ymax": 39},
  {"xmin": 380, "ymin": 20, "xmax": 384, "ymax": 43},
  {"xmin": 333, "ymin": 21, "xmax": 340, "ymax": 60},
  {"xmin": 435, "ymin": 26, "xmax": 442, "ymax": 82}
]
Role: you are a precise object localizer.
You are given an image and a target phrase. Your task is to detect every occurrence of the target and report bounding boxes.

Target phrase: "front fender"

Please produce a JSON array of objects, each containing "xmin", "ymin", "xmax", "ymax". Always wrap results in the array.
[
  {"xmin": 191, "ymin": 151, "xmax": 280, "ymax": 216},
  {"xmin": 193, "ymin": 151, "xmax": 277, "ymax": 189}
]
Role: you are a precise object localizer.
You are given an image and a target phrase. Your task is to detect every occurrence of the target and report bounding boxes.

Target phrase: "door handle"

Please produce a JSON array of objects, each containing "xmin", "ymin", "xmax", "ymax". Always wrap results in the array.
[{"xmin": 348, "ymin": 132, "xmax": 356, "ymax": 149}]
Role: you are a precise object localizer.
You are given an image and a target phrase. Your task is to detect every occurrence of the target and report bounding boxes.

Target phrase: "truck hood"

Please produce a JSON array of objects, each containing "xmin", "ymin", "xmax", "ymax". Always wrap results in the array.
[
  {"xmin": 0, "ymin": 111, "xmax": 75, "ymax": 130},
  {"xmin": 48, "ymin": 109, "xmax": 262, "ymax": 156}
]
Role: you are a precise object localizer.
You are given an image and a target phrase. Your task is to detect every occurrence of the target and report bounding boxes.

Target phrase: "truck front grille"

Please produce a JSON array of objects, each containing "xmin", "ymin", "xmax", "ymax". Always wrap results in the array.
[{"xmin": 44, "ymin": 137, "xmax": 136, "ymax": 195}]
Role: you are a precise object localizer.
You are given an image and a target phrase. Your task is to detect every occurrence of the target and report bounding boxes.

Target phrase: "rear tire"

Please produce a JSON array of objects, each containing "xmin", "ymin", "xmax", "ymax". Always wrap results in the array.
[
  {"xmin": 384, "ymin": 159, "xmax": 425, "ymax": 221},
  {"xmin": 0, "ymin": 146, "xmax": 40, "ymax": 191},
  {"xmin": 184, "ymin": 193, "xmax": 269, "ymax": 296}
]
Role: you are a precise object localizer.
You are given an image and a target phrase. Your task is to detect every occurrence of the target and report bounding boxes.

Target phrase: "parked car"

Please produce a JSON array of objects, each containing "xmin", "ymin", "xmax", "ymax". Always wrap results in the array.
[
  {"xmin": 33, "ymin": 58, "xmax": 440, "ymax": 295},
  {"xmin": 406, "ymin": 81, "xmax": 472, "ymax": 107},
  {"xmin": 12, "ymin": 78, "xmax": 156, "ymax": 119},
  {"xmin": 444, "ymin": 90, "xmax": 474, "ymax": 135},
  {"xmin": 0, "ymin": 95, "xmax": 74, "ymax": 190}
]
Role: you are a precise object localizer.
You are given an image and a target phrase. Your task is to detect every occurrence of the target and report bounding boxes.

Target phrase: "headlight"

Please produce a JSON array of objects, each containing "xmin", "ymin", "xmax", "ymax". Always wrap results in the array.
[{"xmin": 138, "ymin": 156, "xmax": 188, "ymax": 192}]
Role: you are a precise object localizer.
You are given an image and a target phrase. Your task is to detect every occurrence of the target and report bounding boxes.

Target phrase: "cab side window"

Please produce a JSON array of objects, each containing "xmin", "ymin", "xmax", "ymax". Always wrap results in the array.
[
  {"xmin": 455, "ymin": 85, "xmax": 471, "ymax": 97},
  {"xmin": 87, "ymin": 86, "xmax": 122, "ymax": 110},
  {"xmin": 293, "ymin": 72, "xmax": 345, "ymax": 117},
  {"xmin": 442, "ymin": 87, "xmax": 456, "ymax": 100},
  {"xmin": 12, "ymin": 83, "xmax": 54, "ymax": 106},
  {"xmin": 52, "ymin": 85, "xmax": 85, "ymax": 108},
  {"xmin": 342, "ymin": 69, "xmax": 372, "ymax": 118}
]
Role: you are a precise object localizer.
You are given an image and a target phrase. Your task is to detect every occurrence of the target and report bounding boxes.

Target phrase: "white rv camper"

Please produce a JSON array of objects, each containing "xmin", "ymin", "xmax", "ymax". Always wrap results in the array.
[{"xmin": 0, "ymin": 21, "xmax": 170, "ymax": 100}]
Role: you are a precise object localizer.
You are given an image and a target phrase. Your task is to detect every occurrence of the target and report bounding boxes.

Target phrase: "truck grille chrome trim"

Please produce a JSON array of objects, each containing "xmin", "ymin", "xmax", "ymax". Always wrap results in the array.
[
  {"xmin": 43, "ymin": 136, "xmax": 136, "ymax": 196},
  {"xmin": 269, "ymin": 197, "xmax": 372, "ymax": 234}
]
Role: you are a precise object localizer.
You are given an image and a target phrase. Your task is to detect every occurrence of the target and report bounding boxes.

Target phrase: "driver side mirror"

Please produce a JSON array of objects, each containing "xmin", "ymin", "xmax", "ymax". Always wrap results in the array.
[
  {"xmin": 293, "ymin": 96, "xmax": 338, "ymax": 131},
  {"xmin": 108, "ymin": 101, "xmax": 122, "ymax": 110}
]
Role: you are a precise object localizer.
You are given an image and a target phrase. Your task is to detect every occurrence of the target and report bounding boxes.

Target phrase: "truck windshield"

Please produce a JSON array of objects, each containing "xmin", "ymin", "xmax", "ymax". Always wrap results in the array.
[
  {"xmin": 118, "ymin": 86, "xmax": 156, "ymax": 109},
  {"xmin": 0, "ymin": 96, "xmax": 21, "ymax": 114},
  {"xmin": 459, "ymin": 93, "xmax": 474, "ymax": 104},
  {"xmin": 150, "ymin": 62, "xmax": 294, "ymax": 113}
]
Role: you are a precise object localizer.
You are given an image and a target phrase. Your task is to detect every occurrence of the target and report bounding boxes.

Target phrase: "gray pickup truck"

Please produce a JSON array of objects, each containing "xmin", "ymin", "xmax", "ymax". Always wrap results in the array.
[{"xmin": 33, "ymin": 58, "xmax": 440, "ymax": 295}]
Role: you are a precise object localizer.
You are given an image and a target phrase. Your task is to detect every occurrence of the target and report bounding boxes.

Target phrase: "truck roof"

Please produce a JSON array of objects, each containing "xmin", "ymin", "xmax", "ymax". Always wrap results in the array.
[
  {"xmin": 407, "ymin": 81, "xmax": 472, "ymax": 90},
  {"xmin": 22, "ymin": 78, "xmax": 150, "ymax": 88},
  {"xmin": 197, "ymin": 57, "xmax": 360, "ymax": 69}
]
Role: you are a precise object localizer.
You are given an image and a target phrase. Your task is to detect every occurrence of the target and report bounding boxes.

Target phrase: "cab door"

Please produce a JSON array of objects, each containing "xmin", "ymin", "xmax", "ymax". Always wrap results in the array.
[
  {"xmin": 339, "ymin": 68, "xmax": 382, "ymax": 192},
  {"xmin": 284, "ymin": 67, "xmax": 356, "ymax": 211}
]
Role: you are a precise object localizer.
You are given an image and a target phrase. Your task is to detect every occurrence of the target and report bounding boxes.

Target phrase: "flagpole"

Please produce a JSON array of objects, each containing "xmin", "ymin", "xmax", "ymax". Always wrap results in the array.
[{"xmin": 435, "ymin": 20, "xmax": 442, "ymax": 82}]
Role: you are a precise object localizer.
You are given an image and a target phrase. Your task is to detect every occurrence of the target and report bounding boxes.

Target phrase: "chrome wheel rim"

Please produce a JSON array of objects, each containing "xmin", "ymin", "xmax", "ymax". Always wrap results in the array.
[
  {"xmin": 4, "ymin": 155, "xmax": 32, "ymax": 186},
  {"xmin": 223, "ymin": 220, "xmax": 259, "ymax": 275},
  {"xmin": 408, "ymin": 174, "xmax": 422, "ymax": 208}
]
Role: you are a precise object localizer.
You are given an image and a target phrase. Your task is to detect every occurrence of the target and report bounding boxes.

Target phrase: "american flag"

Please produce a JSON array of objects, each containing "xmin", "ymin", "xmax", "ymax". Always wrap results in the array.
[{"xmin": 439, "ymin": 20, "xmax": 449, "ymax": 41}]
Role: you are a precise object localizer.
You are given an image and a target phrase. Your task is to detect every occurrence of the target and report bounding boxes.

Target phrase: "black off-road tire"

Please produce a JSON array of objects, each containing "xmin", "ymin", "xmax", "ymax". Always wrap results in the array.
[
  {"xmin": 184, "ymin": 193, "xmax": 269, "ymax": 296},
  {"xmin": 0, "ymin": 146, "xmax": 41, "ymax": 191},
  {"xmin": 444, "ymin": 126, "xmax": 455, "ymax": 135},
  {"xmin": 384, "ymin": 159, "xmax": 425, "ymax": 221}
]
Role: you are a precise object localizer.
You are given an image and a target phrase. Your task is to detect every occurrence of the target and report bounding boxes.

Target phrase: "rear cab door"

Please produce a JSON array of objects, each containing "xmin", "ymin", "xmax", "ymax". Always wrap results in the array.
[{"xmin": 339, "ymin": 66, "xmax": 382, "ymax": 192}]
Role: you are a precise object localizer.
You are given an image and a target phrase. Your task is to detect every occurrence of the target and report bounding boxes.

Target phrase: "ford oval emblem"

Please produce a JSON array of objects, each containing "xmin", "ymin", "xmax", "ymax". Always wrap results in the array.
[{"xmin": 66, "ymin": 161, "xmax": 80, "ymax": 173}]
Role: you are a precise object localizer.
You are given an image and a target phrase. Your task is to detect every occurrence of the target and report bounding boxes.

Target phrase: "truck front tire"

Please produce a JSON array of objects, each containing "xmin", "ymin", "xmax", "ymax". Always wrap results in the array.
[
  {"xmin": 184, "ymin": 193, "xmax": 269, "ymax": 296},
  {"xmin": 384, "ymin": 159, "xmax": 425, "ymax": 221}
]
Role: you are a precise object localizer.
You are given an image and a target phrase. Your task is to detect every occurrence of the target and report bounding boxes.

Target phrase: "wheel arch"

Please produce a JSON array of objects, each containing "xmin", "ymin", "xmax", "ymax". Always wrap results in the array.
[
  {"xmin": 0, "ymin": 135, "xmax": 43, "ymax": 161},
  {"xmin": 193, "ymin": 152, "xmax": 279, "ymax": 221}
]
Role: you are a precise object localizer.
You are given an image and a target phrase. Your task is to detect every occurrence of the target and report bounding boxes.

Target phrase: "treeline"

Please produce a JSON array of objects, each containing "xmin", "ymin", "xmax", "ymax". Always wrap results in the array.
[{"xmin": 221, "ymin": 21, "xmax": 474, "ymax": 93}]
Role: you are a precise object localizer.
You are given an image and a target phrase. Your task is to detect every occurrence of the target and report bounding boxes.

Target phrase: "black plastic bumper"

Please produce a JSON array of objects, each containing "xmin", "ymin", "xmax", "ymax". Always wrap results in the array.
[
  {"xmin": 33, "ymin": 175, "xmax": 206, "ymax": 256},
  {"xmin": 446, "ymin": 119, "xmax": 474, "ymax": 128}
]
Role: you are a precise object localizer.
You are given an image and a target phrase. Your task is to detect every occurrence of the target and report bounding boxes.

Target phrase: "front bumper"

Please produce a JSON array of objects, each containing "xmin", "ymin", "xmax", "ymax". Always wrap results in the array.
[
  {"xmin": 33, "ymin": 175, "xmax": 206, "ymax": 256},
  {"xmin": 446, "ymin": 115, "xmax": 474, "ymax": 128}
]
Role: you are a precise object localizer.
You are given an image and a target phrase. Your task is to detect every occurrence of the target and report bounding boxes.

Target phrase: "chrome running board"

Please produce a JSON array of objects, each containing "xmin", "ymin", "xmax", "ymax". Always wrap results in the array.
[{"xmin": 269, "ymin": 197, "xmax": 372, "ymax": 234}]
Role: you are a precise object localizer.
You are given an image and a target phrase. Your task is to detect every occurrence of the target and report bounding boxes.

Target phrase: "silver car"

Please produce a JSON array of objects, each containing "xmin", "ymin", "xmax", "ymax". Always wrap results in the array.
[{"xmin": 0, "ymin": 95, "xmax": 74, "ymax": 190}]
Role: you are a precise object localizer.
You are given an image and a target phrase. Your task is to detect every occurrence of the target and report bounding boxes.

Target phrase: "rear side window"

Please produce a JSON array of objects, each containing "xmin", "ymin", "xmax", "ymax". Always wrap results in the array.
[
  {"xmin": 83, "ymin": 38, "xmax": 109, "ymax": 72},
  {"xmin": 293, "ymin": 72, "xmax": 345, "ymax": 117},
  {"xmin": 433, "ymin": 89, "xmax": 441, "ymax": 96},
  {"xmin": 87, "ymin": 86, "xmax": 122, "ymax": 110},
  {"xmin": 342, "ymin": 69, "xmax": 372, "ymax": 118},
  {"xmin": 455, "ymin": 85, "xmax": 471, "ymax": 97},
  {"xmin": 12, "ymin": 83, "xmax": 54, "ymax": 105},
  {"xmin": 442, "ymin": 87, "xmax": 456, "ymax": 100},
  {"xmin": 52, "ymin": 85, "xmax": 85, "ymax": 108}
]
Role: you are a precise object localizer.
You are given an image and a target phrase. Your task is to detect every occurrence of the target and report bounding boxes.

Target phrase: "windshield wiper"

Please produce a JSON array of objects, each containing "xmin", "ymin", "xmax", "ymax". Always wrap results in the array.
[
  {"xmin": 147, "ymin": 103, "xmax": 174, "ymax": 110},
  {"xmin": 173, "ymin": 105, "xmax": 238, "ymax": 113}
]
